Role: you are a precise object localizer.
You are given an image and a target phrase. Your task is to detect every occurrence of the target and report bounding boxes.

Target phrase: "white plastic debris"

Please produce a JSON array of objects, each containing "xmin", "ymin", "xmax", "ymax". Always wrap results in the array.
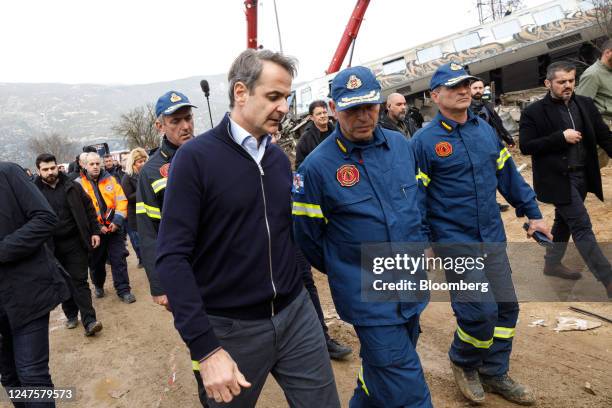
[
  {"xmin": 528, "ymin": 319, "xmax": 547, "ymax": 327},
  {"xmin": 554, "ymin": 316, "xmax": 602, "ymax": 332}
]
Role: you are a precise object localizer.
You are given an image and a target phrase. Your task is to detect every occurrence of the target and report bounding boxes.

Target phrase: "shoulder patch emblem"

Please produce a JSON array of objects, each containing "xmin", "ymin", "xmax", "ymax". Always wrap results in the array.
[
  {"xmin": 292, "ymin": 172, "xmax": 305, "ymax": 194},
  {"xmin": 435, "ymin": 141, "xmax": 453, "ymax": 157},
  {"xmin": 346, "ymin": 75, "xmax": 362, "ymax": 90},
  {"xmin": 105, "ymin": 184, "xmax": 114, "ymax": 192},
  {"xmin": 159, "ymin": 163, "xmax": 170, "ymax": 178},
  {"xmin": 336, "ymin": 164, "xmax": 360, "ymax": 187}
]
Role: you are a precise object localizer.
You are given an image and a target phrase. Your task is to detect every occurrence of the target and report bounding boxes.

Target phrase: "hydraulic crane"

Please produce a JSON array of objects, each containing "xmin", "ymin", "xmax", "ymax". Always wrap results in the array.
[{"xmin": 244, "ymin": 0, "xmax": 371, "ymax": 73}]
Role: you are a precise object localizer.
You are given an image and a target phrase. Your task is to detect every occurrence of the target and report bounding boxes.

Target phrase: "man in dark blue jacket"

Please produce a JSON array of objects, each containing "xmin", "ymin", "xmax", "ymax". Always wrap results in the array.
[
  {"xmin": 412, "ymin": 62, "xmax": 551, "ymax": 406},
  {"xmin": 0, "ymin": 161, "xmax": 70, "ymax": 407},
  {"xmin": 293, "ymin": 66, "xmax": 432, "ymax": 408},
  {"xmin": 156, "ymin": 49, "xmax": 339, "ymax": 407}
]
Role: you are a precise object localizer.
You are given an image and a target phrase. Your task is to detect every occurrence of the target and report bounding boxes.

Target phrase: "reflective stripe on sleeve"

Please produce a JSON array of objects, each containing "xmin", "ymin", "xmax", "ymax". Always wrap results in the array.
[
  {"xmin": 136, "ymin": 202, "xmax": 161, "ymax": 219},
  {"xmin": 456, "ymin": 327, "xmax": 494, "ymax": 349},
  {"xmin": 493, "ymin": 326, "xmax": 516, "ymax": 339},
  {"xmin": 497, "ymin": 148, "xmax": 511, "ymax": 170},
  {"xmin": 416, "ymin": 169, "xmax": 431, "ymax": 187},
  {"xmin": 151, "ymin": 178, "xmax": 168, "ymax": 194},
  {"xmin": 192, "ymin": 360, "xmax": 200, "ymax": 371},
  {"xmin": 292, "ymin": 202, "xmax": 326, "ymax": 221}
]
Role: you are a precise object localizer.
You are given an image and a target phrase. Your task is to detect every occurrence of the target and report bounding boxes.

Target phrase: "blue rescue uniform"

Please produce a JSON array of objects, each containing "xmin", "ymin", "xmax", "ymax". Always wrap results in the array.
[
  {"xmin": 293, "ymin": 124, "xmax": 432, "ymax": 408},
  {"xmin": 411, "ymin": 111, "xmax": 542, "ymax": 376}
]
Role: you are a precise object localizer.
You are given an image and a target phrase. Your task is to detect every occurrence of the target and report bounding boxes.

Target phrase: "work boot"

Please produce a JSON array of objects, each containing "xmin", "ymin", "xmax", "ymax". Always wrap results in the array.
[
  {"xmin": 65, "ymin": 318, "xmax": 78, "ymax": 329},
  {"xmin": 450, "ymin": 361, "xmax": 485, "ymax": 403},
  {"xmin": 498, "ymin": 203, "xmax": 510, "ymax": 212},
  {"xmin": 543, "ymin": 263, "xmax": 582, "ymax": 280},
  {"xmin": 84, "ymin": 321, "xmax": 103, "ymax": 337},
  {"xmin": 326, "ymin": 338, "xmax": 352, "ymax": 360},
  {"xmin": 94, "ymin": 286, "xmax": 105, "ymax": 298},
  {"xmin": 120, "ymin": 293, "xmax": 136, "ymax": 304},
  {"xmin": 480, "ymin": 373, "xmax": 535, "ymax": 406}
]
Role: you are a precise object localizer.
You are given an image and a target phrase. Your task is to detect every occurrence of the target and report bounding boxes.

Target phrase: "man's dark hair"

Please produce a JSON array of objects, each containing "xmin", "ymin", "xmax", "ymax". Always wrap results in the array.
[
  {"xmin": 469, "ymin": 78, "xmax": 485, "ymax": 86},
  {"xmin": 308, "ymin": 100, "xmax": 328, "ymax": 115},
  {"xmin": 546, "ymin": 61, "xmax": 576, "ymax": 81},
  {"xmin": 227, "ymin": 49, "xmax": 298, "ymax": 109},
  {"xmin": 601, "ymin": 38, "xmax": 612, "ymax": 52},
  {"xmin": 103, "ymin": 154, "xmax": 113, "ymax": 159},
  {"xmin": 35, "ymin": 153, "xmax": 57, "ymax": 169}
]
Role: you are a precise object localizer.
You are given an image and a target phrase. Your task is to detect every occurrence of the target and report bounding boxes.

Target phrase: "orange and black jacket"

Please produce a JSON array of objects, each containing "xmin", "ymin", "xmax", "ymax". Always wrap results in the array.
[{"xmin": 76, "ymin": 170, "xmax": 128, "ymax": 227}]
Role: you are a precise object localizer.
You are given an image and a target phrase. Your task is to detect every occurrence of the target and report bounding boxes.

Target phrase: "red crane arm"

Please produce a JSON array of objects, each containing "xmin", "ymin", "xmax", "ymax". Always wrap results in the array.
[
  {"xmin": 326, "ymin": 0, "xmax": 370, "ymax": 74},
  {"xmin": 245, "ymin": 0, "xmax": 258, "ymax": 49}
]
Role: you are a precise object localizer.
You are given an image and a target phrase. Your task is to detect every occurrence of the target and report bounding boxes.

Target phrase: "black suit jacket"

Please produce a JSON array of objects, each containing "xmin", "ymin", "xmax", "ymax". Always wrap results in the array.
[
  {"xmin": 0, "ymin": 162, "xmax": 70, "ymax": 329},
  {"xmin": 519, "ymin": 93, "xmax": 612, "ymax": 204}
]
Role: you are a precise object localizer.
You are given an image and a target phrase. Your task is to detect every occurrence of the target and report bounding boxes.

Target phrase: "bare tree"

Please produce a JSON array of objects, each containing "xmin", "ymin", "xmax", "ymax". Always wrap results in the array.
[
  {"xmin": 28, "ymin": 132, "xmax": 78, "ymax": 163},
  {"xmin": 112, "ymin": 103, "xmax": 160, "ymax": 151},
  {"xmin": 593, "ymin": 0, "xmax": 612, "ymax": 40}
]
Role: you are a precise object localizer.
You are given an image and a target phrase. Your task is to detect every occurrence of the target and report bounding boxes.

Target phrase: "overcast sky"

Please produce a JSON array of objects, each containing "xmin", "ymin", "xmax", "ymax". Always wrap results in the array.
[{"xmin": 2, "ymin": 0, "xmax": 549, "ymax": 85}]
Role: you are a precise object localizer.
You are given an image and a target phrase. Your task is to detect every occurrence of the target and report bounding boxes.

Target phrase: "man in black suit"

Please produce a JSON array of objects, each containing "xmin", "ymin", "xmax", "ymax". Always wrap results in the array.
[{"xmin": 519, "ymin": 61, "xmax": 612, "ymax": 299}]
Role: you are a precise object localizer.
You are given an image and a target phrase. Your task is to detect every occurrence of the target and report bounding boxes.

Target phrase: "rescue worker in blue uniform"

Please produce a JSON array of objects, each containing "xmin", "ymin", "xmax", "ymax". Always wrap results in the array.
[
  {"xmin": 293, "ymin": 66, "xmax": 432, "ymax": 408},
  {"xmin": 411, "ymin": 62, "xmax": 552, "ymax": 406}
]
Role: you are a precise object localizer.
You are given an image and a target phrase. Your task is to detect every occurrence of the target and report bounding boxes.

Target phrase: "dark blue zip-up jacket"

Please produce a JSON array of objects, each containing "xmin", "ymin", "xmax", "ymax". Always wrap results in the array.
[{"xmin": 156, "ymin": 113, "xmax": 302, "ymax": 361}]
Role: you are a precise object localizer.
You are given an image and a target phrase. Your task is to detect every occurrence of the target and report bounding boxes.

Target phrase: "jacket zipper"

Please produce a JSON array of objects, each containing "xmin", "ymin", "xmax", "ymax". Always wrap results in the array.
[
  {"xmin": 226, "ymin": 123, "xmax": 277, "ymax": 316},
  {"xmin": 257, "ymin": 162, "xmax": 277, "ymax": 316}
]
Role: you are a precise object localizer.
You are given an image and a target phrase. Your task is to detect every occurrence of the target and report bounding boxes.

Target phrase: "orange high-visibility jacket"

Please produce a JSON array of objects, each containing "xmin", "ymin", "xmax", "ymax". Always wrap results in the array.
[{"xmin": 76, "ymin": 171, "xmax": 128, "ymax": 226}]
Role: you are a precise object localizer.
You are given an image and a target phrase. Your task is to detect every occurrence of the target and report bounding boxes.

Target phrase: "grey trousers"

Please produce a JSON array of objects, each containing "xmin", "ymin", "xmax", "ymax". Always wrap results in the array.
[{"xmin": 205, "ymin": 289, "xmax": 340, "ymax": 408}]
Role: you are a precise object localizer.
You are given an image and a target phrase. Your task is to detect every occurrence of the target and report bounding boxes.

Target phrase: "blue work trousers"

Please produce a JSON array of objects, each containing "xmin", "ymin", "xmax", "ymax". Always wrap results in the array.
[
  {"xmin": 447, "ymin": 250, "xmax": 519, "ymax": 377},
  {"xmin": 350, "ymin": 315, "xmax": 432, "ymax": 408}
]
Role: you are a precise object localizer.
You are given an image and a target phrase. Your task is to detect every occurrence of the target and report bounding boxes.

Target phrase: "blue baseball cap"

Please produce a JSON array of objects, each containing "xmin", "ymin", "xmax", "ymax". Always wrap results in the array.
[
  {"xmin": 155, "ymin": 91, "xmax": 197, "ymax": 117},
  {"xmin": 429, "ymin": 62, "xmax": 477, "ymax": 90},
  {"xmin": 331, "ymin": 66, "xmax": 383, "ymax": 111}
]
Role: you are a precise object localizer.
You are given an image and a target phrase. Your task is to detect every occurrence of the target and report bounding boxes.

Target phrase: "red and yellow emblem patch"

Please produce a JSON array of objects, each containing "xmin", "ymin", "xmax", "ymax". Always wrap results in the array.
[
  {"xmin": 435, "ymin": 141, "xmax": 453, "ymax": 157},
  {"xmin": 159, "ymin": 163, "xmax": 170, "ymax": 178},
  {"xmin": 336, "ymin": 164, "xmax": 360, "ymax": 187}
]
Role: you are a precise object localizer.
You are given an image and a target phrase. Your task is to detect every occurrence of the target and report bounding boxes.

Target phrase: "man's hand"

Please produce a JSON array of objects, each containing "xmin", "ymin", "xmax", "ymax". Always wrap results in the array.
[
  {"xmin": 108, "ymin": 223, "xmax": 118, "ymax": 233},
  {"xmin": 152, "ymin": 295, "xmax": 171, "ymax": 312},
  {"xmin": 526, "ymin": 218, "xmax": 553, "ymax": 241},
  {"xmin": 563, "ymin": 129, "xmax": 582, "ymax": 144},
  {"xmin": 200, "ymin": 348, "xmax": 251, "ymax": 403},
  {"xmin": 100, "ymin": 226, "xmax": 109, "ymax": 234},
  {"xmin": 91, "ymin": 235, "xmax": 100, "ymax": 249}
]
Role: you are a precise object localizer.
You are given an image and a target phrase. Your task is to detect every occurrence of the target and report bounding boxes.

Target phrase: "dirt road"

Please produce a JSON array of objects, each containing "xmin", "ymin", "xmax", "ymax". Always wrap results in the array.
[{"xmin": 40, "ymin": 155, "xmax": 611, "ymax": 408}]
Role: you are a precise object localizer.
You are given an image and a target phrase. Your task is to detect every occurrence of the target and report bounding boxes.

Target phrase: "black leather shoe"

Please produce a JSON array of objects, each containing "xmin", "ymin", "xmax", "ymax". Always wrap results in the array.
[
  {"xmin": 94, "ymin": 287, "xmax": 105, "ymax": 298},
  {"xmin": 543, "ymin": 264, "xmax": 582, "ymax": 280},
  {"xmin": 451, "ymin": 361, "xmax": 485, "ymax": 403},
  {"xmin": 65, "ymin": 318, "xmax": 78, "ymax": 329},
  {"xmin": 480, "ymin": 373, "xmax": 535, "ymax": 405},
  {"xmin": 120, "ymin": 293, "xmax": 136, "ymax": 304},
  {"xmin": 326, "ymin": 338, "xmax": 352, "ymax": 360},
  {"xmin": 84, "ymin": 321, "xmax": 103, "ymax": 337}
]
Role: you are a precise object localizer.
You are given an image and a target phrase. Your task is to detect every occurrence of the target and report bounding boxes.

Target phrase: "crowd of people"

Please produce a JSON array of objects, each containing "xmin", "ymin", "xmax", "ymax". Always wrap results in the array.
[{"xmin": 0, "ymin": 40, "xmax": 611, "ymax": 407}]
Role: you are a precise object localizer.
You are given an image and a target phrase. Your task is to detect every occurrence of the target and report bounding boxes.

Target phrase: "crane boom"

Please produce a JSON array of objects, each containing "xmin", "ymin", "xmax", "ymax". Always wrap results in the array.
[
  {"xmin": 245, "ymin": 0, "xmax": 258, "ymax": 49},
  {"xmin": 326, "ymin": 0, "xmax": 370, "ymax": 74}
]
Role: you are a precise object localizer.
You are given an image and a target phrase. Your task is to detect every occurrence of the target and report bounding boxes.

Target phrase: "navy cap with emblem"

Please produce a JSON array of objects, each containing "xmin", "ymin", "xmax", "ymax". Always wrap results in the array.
[
  {"xmin": 155, "ymin": 91, "xmax": 198, "ymax": 117},
  {"xmin": 331, "ymin": 66, "xmax": 383, "ymax": 111},
  {"xmin": 429, "ymin": 62, "xmax": 477, "ymax": 90}
]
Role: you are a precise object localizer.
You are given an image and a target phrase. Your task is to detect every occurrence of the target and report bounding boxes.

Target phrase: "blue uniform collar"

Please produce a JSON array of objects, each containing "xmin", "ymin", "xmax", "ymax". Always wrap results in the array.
[
  {"xmin": 435, "ymin": 110, "xmax": 479, "ymax": 134},
  {"xmin": 334, "ymin": 124, "xmax": 388, "ymax": 156}
]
